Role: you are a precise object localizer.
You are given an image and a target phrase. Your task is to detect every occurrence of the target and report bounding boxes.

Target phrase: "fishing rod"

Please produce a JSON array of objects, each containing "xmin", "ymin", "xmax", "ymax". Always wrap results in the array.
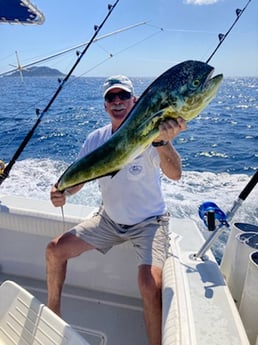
[
  {"xmin": 0, "ymin": 21, "xmax": 146, "ymax": 78},
  {"xmin": 195, "ymin": 170, "xmax": 258, "ymax": 259},
  {"xmin": 0, "ymin": 0, "xmax": 120, "ymax": 186},
  {"xmin": 206, "ymin": 0, "xmax": 252, "ymax": 63}
]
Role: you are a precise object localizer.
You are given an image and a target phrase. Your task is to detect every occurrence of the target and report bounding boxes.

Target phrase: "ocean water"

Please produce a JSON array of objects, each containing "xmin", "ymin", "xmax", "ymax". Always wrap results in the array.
[{"xmin": 0, "ymin": 76, "xmax": 257, "ymax": 261}]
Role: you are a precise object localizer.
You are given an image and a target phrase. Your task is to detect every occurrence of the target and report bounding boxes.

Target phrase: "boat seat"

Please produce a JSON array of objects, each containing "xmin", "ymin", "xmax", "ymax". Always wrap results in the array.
[{"xmin": 0, "ymin": 280, "xmax": 90, "ymax": 345}]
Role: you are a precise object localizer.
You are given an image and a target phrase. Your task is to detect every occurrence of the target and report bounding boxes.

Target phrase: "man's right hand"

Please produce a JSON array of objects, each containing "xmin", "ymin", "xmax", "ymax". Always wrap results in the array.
[{"xmin": 50, "ymin": 184, "xmax": 66, "ymax": 207}]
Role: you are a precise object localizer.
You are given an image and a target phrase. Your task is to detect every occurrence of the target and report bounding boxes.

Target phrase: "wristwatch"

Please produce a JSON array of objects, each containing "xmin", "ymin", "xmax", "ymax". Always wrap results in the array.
[{"xmin": 152, "ymin": 140, "xmax": 169, "ymax": 147}]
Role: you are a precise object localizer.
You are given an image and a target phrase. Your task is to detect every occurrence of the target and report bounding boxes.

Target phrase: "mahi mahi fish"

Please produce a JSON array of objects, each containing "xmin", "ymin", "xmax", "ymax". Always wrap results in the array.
[{"xmin": 58, "ymin": 60, "xmax": 223, "ymax": 191}]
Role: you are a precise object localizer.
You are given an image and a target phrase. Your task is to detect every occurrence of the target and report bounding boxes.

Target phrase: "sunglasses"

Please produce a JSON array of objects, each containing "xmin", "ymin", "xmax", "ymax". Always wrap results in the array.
[{"xmin": 105, "ymin": 90, "xmax": 132, "ymax": 103}]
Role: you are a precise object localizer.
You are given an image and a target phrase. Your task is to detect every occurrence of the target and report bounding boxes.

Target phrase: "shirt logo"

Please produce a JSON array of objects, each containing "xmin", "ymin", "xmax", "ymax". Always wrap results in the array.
[{"xmin": 129, "ymin": 165, "xmax": 143, "ymax": 175}]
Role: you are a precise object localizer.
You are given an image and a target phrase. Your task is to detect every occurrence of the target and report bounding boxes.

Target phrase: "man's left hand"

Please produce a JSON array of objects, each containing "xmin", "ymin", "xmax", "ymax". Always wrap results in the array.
[{"xmin": 153, "ymin": 117, "xmax": 187, "ymax": 143}]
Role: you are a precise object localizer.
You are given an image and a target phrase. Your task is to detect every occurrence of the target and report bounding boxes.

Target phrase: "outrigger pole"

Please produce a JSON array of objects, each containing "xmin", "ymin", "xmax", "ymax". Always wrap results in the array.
[{"xmin": 0, "ymin": 0, "xmax": 120, "ymax": 186}]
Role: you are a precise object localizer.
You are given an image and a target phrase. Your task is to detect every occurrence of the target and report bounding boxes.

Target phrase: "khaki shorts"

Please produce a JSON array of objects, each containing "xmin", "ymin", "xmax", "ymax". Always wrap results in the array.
[{"xmin": 68, "ymin": 208, "xmax": 170, "ymax": 269}]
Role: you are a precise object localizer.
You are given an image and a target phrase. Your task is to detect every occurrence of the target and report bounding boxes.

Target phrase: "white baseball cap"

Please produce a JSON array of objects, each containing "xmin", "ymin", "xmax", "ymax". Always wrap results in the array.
[{"xmin": 103, "ymin": 75, "xmax": 134, "ymax": 97}]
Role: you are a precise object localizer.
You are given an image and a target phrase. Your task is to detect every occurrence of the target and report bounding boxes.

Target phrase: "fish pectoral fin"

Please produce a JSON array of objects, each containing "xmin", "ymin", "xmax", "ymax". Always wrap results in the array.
[
  {"xmin": 137, "ymin": 109, "xmax": 167, "ymax": 134},
  {"xmin": 148, "ymin": 108, "xmax": 167, "ymax": 121}
]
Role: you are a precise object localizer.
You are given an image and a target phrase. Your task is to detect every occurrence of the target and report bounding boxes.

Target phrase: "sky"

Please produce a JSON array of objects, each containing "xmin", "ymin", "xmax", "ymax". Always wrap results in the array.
[{"xmin": 0, "ymin": 0, "xmax": 257, "ymax": 78}]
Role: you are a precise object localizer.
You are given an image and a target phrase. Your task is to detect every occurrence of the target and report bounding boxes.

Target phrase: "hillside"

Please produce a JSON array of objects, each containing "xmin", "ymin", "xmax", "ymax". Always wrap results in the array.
[{"xmin": 7, "ymin": 66, "xmax": 65, "ymax": 77}]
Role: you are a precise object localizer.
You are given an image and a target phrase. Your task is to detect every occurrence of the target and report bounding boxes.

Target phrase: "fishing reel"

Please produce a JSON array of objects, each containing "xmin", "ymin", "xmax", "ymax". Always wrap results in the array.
[{"xmin": 199, "ymin": 201, "xmax": 229, "ymax": 231}]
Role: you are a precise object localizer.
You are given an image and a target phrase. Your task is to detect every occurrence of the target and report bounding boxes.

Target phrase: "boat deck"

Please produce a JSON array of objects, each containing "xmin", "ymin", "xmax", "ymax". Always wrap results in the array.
[{"xmin": 0, "ymin": 195, "xmax": 252, "ymax": 345}]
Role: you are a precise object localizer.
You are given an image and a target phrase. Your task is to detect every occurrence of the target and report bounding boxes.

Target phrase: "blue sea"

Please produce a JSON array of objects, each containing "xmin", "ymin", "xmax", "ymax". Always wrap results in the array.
[{"xmin": 0, "ymin": 76, "xmax": 257, "ymax": 261}]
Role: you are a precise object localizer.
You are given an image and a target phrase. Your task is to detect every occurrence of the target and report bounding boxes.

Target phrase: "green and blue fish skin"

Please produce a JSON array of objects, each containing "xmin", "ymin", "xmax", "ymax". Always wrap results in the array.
[{"xmin": 58, "ymin": 60, "xmax": 223, "ymax": 191}]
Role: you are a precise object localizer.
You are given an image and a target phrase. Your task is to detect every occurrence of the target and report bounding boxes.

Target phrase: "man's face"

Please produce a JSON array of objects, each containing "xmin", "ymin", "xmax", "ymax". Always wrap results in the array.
[{"xmin": 104, "ymin": 87, "xmax": 136, "ymax": 125}]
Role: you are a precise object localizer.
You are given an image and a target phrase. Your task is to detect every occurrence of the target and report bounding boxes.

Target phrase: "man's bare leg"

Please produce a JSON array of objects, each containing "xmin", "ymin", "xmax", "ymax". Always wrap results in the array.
[
  {"xmin": 138, "ymin": 265, "xmax": 162, "ymax": 345},
  {"xmin": 46, "ymin": 232, "xmax": 95, "ymax": 315}
]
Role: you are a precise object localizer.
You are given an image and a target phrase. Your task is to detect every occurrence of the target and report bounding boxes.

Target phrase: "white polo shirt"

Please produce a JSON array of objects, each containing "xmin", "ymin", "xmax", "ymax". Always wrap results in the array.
[{"xmin": 78, "ymin": 124, "xmax": 167, "ymax": 225}]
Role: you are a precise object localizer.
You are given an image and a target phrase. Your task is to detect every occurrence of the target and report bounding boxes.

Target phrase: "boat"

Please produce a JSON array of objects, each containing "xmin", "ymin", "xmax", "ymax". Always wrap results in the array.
[
  {"xmin": 1, "ymin": 1, "xmax": 257, "ymax": 344},
  {"xmin": 0, "ymin": 174, "xmax": 257, "ymax": 344}
]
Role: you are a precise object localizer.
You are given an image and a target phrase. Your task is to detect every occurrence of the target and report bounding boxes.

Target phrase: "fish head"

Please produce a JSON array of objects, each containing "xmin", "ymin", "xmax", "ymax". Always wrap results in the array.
[{"xmin": 161, "ymin": 60, "xmax": 223, "ymax": 121}]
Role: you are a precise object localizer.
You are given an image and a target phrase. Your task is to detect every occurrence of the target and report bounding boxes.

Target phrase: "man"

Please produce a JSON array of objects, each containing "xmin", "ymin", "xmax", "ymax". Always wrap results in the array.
[{"xmin": 46, "ymin": 75, "xmax": 187, "ymax": 345}]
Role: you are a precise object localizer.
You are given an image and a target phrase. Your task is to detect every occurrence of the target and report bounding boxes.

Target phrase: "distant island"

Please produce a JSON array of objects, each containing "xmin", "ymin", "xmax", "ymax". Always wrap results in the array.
[{"xmin": 6, "ymin": 66, "xmax": 65, "ymax": 77}]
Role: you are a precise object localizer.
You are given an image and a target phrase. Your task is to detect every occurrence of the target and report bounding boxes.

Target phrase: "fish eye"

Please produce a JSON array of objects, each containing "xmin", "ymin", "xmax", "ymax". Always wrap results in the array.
[{"xmin": 192, "ymin": 79, "xmax": 200, "ymax": 88}]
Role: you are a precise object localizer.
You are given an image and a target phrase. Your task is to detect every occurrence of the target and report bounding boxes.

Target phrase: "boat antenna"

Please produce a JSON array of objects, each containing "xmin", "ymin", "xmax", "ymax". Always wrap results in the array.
[
  {"xmin": 8, "ymin": 51, "xmax": 25, "ymax": 82},
  {"xmin": 206, "ymin": 0, "xmax": 252, "ymax": 63},
  {"xmin": 0, "ymin": 0, "xmax": 120, "ymax": 186}
]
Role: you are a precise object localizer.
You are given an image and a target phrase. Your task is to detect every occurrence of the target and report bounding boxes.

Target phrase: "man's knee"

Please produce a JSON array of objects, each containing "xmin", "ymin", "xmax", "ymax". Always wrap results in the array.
[{"xmin": 46, "ymin": 237, "xmax": 66, "ymax": 262}]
